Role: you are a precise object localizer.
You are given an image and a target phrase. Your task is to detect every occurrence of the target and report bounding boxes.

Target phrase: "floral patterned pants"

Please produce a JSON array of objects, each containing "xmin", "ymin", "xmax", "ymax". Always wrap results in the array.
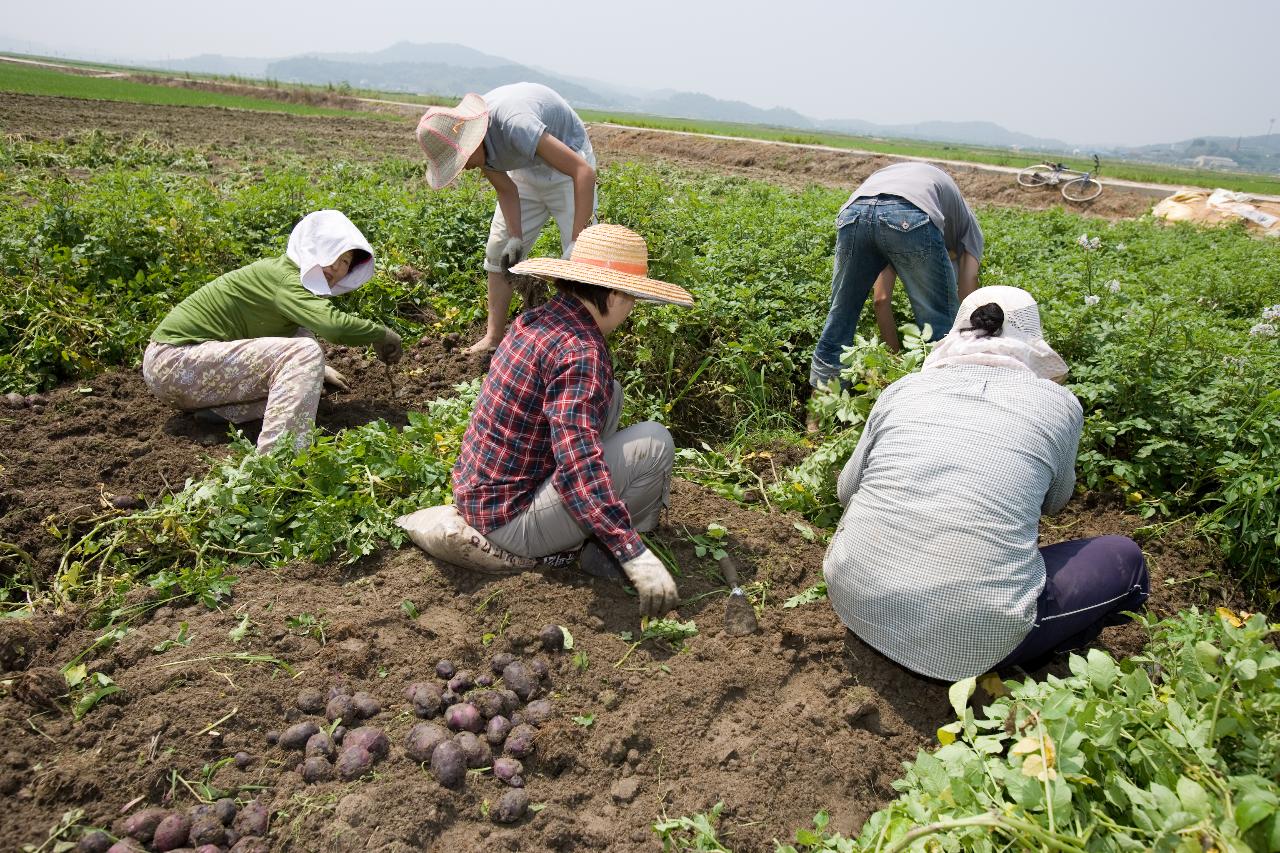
[{"xmin": 142, "ymin": 338, "xmax": 325, "ymax": 452}]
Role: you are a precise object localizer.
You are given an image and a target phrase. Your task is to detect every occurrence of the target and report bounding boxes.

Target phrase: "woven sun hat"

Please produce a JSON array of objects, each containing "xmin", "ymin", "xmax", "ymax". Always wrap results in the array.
[
  {"xmin": 415, "ymin": 94, "xmax": 489, "ymax": 189},
  {"xmin": 510, "ymin": 224, "xmax": 694, "ymax": 307}
]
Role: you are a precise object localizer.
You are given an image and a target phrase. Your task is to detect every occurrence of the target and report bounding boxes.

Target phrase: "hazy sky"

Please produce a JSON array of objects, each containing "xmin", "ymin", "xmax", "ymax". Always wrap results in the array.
[{"xmin": 4, "ymin": 0, "xmax": 1277, "ymax": 146}]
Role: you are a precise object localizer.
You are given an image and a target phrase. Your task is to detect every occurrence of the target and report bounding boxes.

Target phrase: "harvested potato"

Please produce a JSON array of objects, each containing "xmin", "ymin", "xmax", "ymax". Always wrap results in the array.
[
  {"xmin": 351, "ymin": 691, "xmax": 381, "ymax": 719},
  {"xmin": 306, "ymin": 730, "xmax": 336, "ymax": 760},
  {"xmin": 504, "ymin": 724, "xmax": 537, "ymax": 759},
  {"xmin": 529, "ymin": 657, "xmax": 550, "ymax": 679},
  {"xmin": 188, "ymin": 814, "xmax": 226, "ymax": 847},
  {"xmin": 343, "ymin": 726, "xmax": 389, "ymax": 759},
  {"xmin": 521, "ymin": 699, "xmax": 555, "ymax": 727},
  {"xmin": 501, "ymin": 660, "xmax": 538, "ymax": 701},
  {"xmin": 492, "ymin": 756, "xmax": 525, "ymax": 788},
  {"xmin": 435, "ymin": 659, "xmax": 455, "ymax": 679},
  {"xmin": 332, "ymin": 725, "xmax": 348, "ymax": 744},
  {"xmin": 326, "ymin": 694, "xmax": 358, "ymax": 727},
  {"xmin": 213, "ymin": 798, "xmax": 237, "ymax": 825},
  {"xmin": 233, "ymin": 801, "xmax": 270, "ymax": 837},
  {"xmin": 485, "ymin": 715, "xmax": 512, "ymax": 746},
  {"xmin": 405, "ymin": 722, "xmax": 450, "ymax": 763},
  {"xmin": 229, "ymin": 839, "xmax": 272, "ymax": 853},
  {"xmin": 77, "ymin": 830, "xmax": 112, "ymax": 853},
  {"xmin": 475, "ymin": 673, "xmax": 494, "ymax": 687},
  {"xmin": 233, "ymin": 751, "xmax": 253, "ymax": 769},
  {"xmin": 493, "ymin": 788, "xmax": 531, "ymax": 823},
  {"xmin": 444, "ymin": 702, "xmax": 483, "ymax": 733},
  {"xmin": 105, "ymin": 841, "xmax": 146, "ymax": 853},
  {"xmin": 301, "ymin": 756, "xmax": 333, "ymax": 783},
  {"xmin": 447, "ymin": 671, "xmax": 474, "ymax": 693},
  {"xmin": 430, "ymin": 740, "xmax": 466, "ymax": 788},
  {"xmin": 123, "ymin": 808, "xmax": 168, "ymax": 842},
  {"xmin": 470, "ymin": 689, "xmax": 505, "ymax": 720},
  {"xmin": 265, "ymin": 730, "xmax": 280, "ymax": 745},
  {"xmin": 150, "ymin": 813, "xmax": 191, "ymax": 852},
  {"xmin": 279, "ymin": 721, "xmax": 321, "ymax": 751},
  {"xmin": 538, "ymin": 624, "xmax": 564, "ymax": 651},
  {"xmin": 335, "ymin": 745, "xmax": 375, "ymax": 781},
  {"xmin": 454, "ymin": 731, "xmax": 492, "ymax": 768},
  {"xmin": 407, "ymin": 682, "xmax": 444, "ymax": 719},
  {"xmin": 490, "ymin": 652, "xmax": 515, "ymax": 674}
]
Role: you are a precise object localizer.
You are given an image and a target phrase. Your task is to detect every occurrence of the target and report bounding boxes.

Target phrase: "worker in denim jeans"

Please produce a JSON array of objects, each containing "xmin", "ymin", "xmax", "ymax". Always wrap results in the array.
[{"xmin": 810, "ymin": 162, "xmax": 984, "ymax": 393}]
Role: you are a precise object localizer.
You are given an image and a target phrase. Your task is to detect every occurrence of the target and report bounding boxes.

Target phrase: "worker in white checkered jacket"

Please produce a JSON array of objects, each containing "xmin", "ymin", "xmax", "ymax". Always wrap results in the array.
[{"xmin": 823, "ymin": 286, "xmax": 1149, "ymax": 681}]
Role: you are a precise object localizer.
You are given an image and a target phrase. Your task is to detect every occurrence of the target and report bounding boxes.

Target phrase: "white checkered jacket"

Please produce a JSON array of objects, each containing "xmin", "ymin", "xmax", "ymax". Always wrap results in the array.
[{"xmin": 824, "ymin": 365, "xmax": 1083, "ymax": 681}]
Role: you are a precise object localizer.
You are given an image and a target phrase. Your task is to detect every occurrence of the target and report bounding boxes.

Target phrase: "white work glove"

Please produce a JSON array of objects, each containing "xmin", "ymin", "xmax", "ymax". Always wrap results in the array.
[
  {"xmin": 322, "ymin": 365, "xmax": 350, "ymax": 392},
  {"xmin": 499, "ymin": 236, "xmax": 525, "ymax": 271},
  {"xmin": 621, "ymin": 550, "xmax": 678, "ymax": 618},
  {"xmin": 374, "ymin": 327, "xmax": 403, "ymax": 365}
]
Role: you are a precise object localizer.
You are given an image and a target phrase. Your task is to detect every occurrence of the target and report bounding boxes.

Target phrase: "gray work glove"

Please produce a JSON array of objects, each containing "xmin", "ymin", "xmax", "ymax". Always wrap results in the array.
[
  {"xmin": 621, "ymin": 550, "xmax": 678, "ymax": 618},
  {"xmin": 374, "ymin": 327, "xmax": 403, "ymax": 365},
  {"xmin": 322, "ymin": 365, "xmax": 350, "ymax": 392}
]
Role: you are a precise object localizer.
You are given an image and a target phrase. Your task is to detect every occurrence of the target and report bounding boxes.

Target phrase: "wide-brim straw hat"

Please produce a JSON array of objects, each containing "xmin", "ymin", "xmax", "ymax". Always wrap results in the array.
[
  {"xmin": 510, "ymin": 224, "xmax": 694, "ymax": 307},
  {"xmin": 415, "ymin": 94, "xmax": 489, "ymax": 190}
]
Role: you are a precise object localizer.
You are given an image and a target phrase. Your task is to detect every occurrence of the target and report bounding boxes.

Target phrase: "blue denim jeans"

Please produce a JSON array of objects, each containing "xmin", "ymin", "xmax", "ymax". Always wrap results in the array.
[{"xmin": 809, "ymin": 196, "xmax": 959, "ymax": 387}]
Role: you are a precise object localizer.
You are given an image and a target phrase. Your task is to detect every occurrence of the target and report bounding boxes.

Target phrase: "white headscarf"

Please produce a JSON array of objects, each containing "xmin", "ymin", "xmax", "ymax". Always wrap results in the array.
[
  {"xmin": 923, "ymin": 285, "xmax": 1069, "ymax": 382},
  {"xmin": 286, "ymin": 210, "xmax": 376, "ymax": 297}
]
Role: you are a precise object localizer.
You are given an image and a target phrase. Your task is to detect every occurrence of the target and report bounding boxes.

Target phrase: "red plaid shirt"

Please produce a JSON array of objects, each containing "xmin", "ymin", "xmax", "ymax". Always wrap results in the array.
[{"xmin": 453, "ymin": 295, "xmax": 644, "ymax": 560}]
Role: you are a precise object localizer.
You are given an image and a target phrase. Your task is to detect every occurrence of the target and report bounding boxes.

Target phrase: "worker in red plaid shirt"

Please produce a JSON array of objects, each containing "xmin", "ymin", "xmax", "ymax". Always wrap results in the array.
[{"xmin": 453, "ymin": 225, "xmax": 694, "ymax": 617}]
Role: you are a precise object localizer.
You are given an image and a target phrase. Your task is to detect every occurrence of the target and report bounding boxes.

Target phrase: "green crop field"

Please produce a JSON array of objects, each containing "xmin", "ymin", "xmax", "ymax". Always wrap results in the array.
[
  {"xmin": 0, "ymin": 60, "xmax": 389, "ymax": 120},
  {"xmin": 1, "ymin": 104, "xmax": 1278, "ymax": 852}
]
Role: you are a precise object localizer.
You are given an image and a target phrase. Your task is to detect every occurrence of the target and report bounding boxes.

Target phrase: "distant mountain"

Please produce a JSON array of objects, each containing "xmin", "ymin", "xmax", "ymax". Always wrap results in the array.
[
  {"xmin": 140, "ymin": 40, "xmax": 1081, "ymax": 152},
  {"xmin": 1115, "ymin": 133, "xmax": 1280, "ymax": 174},
  {"xmin": 149, "ymin": 53, "xmax": 272, "ymax": 78}
]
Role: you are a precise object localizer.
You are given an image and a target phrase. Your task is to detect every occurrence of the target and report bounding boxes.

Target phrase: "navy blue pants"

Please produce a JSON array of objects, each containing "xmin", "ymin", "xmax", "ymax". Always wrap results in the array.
[{"xmin": 998, "ymin": 535, "xmax": 1149, "ymax": 669}]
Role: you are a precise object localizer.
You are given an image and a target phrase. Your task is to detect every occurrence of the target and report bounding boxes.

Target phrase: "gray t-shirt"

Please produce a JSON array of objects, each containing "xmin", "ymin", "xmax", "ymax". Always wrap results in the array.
[
  {"xmin": 824, "ymin": 365, "xmax": 1082, "ymax": 681},
  {"xmin": 481, "ymin": 83, "xmax": 589, "ymax": 173},
  {"xmin": 843, "ymin": 162, "xmax": 984, "ymax": 260}
]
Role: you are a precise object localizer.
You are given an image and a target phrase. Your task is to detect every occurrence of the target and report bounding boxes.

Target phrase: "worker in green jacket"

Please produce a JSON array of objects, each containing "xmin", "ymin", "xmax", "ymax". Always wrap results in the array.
[{"xmin": 143, "ymin": 210, "xmax": 402, "ymax": 452}]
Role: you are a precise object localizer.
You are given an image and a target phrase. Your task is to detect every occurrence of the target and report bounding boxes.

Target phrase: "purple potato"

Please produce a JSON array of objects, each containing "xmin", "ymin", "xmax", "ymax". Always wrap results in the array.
[
  {"xmin": 343, "ymin": 726, "xmax": 389, "ymax": 759},
  {"xmin": 504, "ymin": 723, "xmax": 537, "ymax": 759},
  {"xmin": 351, "ymin": 691, "xmax": 381, "ymax": 719},
  {"xmin": 233, "ymin": 751, "xmax": 253, "ymax": 769},
  {"xmin": 493, "ymin": 756, "xmax": 525, "ymax": 788},
  {"xmin": 497, "ymin": 689, "xmax": 520, "ymax": 716},
  {"xmin": 406, "ymin": 682, "xmax": 444, "ymax": 718},
  {"xmin": 475, "ymin": 673, "xmax": 493, "ymax": 687},
  {"xmin": 279, "ymin": 721, "xmax": 320, "ymax": 751},
  {"xmin": 213, "ymin": 798, "xmax": 237, "ymax": 825},
  {"xmin": 77, "ymin": 830, "xmax": 112, "ymax": 853},
  {"xmin": 538, "ymin": 624, "xmax": 565, "ymax": 651},
  {"xmin": 305, "ymin": 731, "xmax": 336, "ymax": 760},
  {"xmin": 454, "ymin": 731, "xmax": 492, "ymax": 768},
  {"xmin": 195, "ymin": 846, "xmax": 223, "ymax": 853},
  {"xmin": 335, "ymin": 745, "xmax": 375, "ymax": 781},
  {"xmin": 529, "ymin": 657, "xmax": 550, "ymax": 679},
  {"xmin": 327, "ymin": 683, "xmax": 351, "ymax": 700},
  {"xmin": 493, "ymin": 788, "xmax": 530, "ymax": 823},
  {"xmin": 405, "ymin": 722, "xmax": 450, "ymax": 763},
  {"xmin": 435, "ymin": 659, "xmax": 455, "ymax": 679},
  {"xmin": 486, "ymin": 715, "xmax": 512, "ymax": 746},
  {"xmin": 441, "ymin": 688, "xmax": 461, "ymax": 708},
  {"xmin": 301, "ymin": 756, "xmax": 333, "ymax": 783},
  {"xmin": 447, "ymin": 671, "xmax": 474, "ymax": 693},
  {"xmin": 296, "ymin": 687, "xmax": 326, "ymax": 714},
  {"xmin": 501, "ymin": 660, "xmax": 538, "ymax": 701},
  {"xmin": 490, "ymin": 652, "xmax": 515, "ymax": 674},
  {"xmin": 265, "ymin": 730, "xmax": 280, "ymax": 745},
  {"xmin": 326, "ymin": 694, "xmax": 358, "ymax": 727},
  {"xmin": 187, "ymin": 803, "xmax": 215, "ymax": 822},
  {"xmin": 123, "ymin": 808, "xmax": 168, "ymax": 842},
  {"xmin": 233, "ymin": 801, "xmax": 269, "ymax": 838},
  {"xmin": 151, "ymin": 813, "xmax": 191, "ymax": 851},
  {"xmin": 444, "ymin": 703, "xmax": 483, "ymax": 733},
  {"xmin": 522, "ymin": 699, "xmax": 555, "ymax": 726},
  {"xmin": 469, "ymin": 689, "xmax": 506, "ymax": 720},
  {"xmin": 332, "ymin": 725, "xmax": 347, "ymax": 744},
  {"xmin": 188, "ymin": 815, "xmax": 226, "ymax": 847},
  {"xmin": 429, "ymin": 740, "xmax": 466, "ymax": 788}
]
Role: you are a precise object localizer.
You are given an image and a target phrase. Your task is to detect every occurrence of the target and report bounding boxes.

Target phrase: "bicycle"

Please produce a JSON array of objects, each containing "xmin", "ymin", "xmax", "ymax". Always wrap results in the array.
[{"xmin": 1016, "ymin": 155, "xmax": 1103, "ymax": 202}]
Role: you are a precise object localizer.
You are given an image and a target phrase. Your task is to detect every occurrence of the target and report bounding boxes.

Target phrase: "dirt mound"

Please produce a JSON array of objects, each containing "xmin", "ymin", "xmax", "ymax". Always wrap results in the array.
[{"xmin": 0, "ymin": 341, "xmax": 1239, "ymax": 850}]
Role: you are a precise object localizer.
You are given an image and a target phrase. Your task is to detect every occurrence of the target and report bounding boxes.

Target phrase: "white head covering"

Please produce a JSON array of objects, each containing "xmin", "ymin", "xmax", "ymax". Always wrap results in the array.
[
  {"xmin": 286, "ymin": 210, "xmax": 376, "ymax": 297},
  {"xmin": 923, "ymin": 285, "xmax": 1069, "ymax": 382}
]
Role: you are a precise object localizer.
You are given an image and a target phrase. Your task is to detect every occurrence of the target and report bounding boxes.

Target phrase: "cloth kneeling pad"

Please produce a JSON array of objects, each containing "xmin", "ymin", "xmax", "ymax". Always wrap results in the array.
[{"xmin": 396, "ymin": 505, "xmax": 536, "ymax": 574}]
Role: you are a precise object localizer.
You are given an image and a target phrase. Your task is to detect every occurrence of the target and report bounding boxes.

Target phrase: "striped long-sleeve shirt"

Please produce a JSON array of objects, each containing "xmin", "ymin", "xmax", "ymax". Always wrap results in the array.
[
  {"xmin": 824, "ymin": 365, "xmax": 1083, "ymax": 681},
  {"xmin": 453, "ymin": 295, "xmax": 642, "ymax": 560}
]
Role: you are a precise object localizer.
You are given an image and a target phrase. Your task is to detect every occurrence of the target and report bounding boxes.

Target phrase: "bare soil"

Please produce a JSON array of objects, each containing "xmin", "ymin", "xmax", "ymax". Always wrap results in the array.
[
  {"xmin": 0, "ymin": 91, "xmax": 1242, "ymax": 851},
  {"xmin": 2, "ymin": 91, "xmax": 1154, "ymax": 218}
]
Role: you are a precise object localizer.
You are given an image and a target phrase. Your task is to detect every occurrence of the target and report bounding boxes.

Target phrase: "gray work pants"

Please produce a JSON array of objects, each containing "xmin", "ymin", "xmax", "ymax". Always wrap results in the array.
[{"xmin": 484, "ymin": 381, "xmax": 674, "ymax": 559}]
